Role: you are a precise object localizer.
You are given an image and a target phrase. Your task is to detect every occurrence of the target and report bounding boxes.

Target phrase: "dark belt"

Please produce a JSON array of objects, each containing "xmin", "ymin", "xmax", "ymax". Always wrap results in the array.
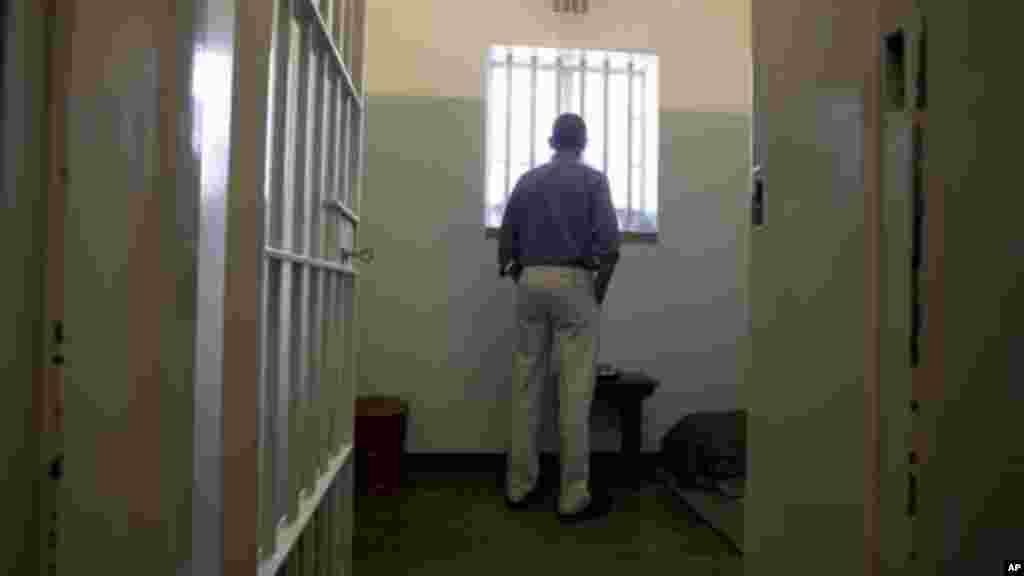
[{"xmin": 522, "ymin": 258, "xmax": 599, "ymax": 271}]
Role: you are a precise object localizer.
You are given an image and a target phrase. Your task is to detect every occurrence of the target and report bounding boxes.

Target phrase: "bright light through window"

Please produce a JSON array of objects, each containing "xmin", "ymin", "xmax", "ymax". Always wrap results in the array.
[{"xmin": 485, "ymin": 46, "xmax": 659, "ymax": 233}]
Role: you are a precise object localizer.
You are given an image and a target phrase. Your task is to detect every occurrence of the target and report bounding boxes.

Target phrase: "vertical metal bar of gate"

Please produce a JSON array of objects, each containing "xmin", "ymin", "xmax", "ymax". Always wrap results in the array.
[
  {"xmin": 336, "ymin": 94, "xmax": 349, "ymax": 254},
  {"xmin": 314, "ymin": 56, "xmax": 331, "ymax": 477},
  {"xmin": 261, "ymin": 1, "xmax": 284, "ymax": 537},
  {"xmin": 302, "ymin": 15, "xmax": 320, "ymax": 495},
  {"xmin": 281, "ymin": 0, "xmax": 303, "ymax": 526},
  {"xmin": 260, "ymin": 0, "xmax": 286, "ymax": 556},
  {"xmin": 350, "ymin": 106, "xmax": 364, "ymax": 215},
  {"xmin": 324, "ymin": 270, "xmax": 338, "ymax": 452},
  {"xmin": 292, "ymin": 11, "xmax": 312, "ymax": 503}
]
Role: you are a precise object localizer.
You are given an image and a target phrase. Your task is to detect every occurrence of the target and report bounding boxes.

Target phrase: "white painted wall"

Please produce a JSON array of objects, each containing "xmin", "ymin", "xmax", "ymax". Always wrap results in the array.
[
  {"xmin": 359, "ymin": 0, "xmax": 753, "ymax": 453},
  {"xmin": 366, "ymin": 0, "xmax": 751, "ymax": 113}
]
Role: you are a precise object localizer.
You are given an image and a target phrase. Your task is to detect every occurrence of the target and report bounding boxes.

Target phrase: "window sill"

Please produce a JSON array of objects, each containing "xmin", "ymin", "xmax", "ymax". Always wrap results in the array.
[{"xmin": 484, "ymin": 227, "xmax": 658, "ymax": 244}]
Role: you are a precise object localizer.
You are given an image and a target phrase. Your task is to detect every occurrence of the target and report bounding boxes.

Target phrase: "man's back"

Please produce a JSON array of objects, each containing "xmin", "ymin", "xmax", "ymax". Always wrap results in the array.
[{"xmin": 499, "ymin": 153, "xmax": 620, "ymax": 270}]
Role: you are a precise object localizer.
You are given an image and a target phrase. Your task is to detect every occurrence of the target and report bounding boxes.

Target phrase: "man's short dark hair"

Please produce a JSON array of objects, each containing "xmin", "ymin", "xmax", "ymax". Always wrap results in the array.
[{"xmin": 550, "ymin": 113, "xmax": 587, "ymax": 151}]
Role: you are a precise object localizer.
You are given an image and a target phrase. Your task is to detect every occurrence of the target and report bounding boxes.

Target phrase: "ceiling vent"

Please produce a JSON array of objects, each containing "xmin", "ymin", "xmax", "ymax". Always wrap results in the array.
[{"xmin": 553, "ymin": 0, "xmax": 589, "ymax": 15}]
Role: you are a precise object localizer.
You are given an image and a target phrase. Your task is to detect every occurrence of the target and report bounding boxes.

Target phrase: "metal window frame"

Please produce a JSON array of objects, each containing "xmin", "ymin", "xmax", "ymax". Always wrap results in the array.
[{"xmin": 485, "ymin": 46, "xmax": 658, "ymax": 236}]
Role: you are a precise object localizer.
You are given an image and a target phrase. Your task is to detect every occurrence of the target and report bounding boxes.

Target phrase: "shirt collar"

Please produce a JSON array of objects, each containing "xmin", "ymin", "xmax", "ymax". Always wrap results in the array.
[{"xmin": 552, "ymin": 151, "xmax": 583, "ymax": 163}]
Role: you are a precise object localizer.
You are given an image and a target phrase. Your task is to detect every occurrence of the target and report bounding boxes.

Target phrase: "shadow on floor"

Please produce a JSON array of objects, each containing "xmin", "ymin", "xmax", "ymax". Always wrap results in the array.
[{"xmin": 354, "ymin": 470, "xmax": 742, "ymax": 575}]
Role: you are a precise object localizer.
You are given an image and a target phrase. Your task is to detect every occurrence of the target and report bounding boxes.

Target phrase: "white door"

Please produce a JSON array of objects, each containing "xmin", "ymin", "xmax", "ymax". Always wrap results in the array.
[
  {"xmin": 62, "ymin": 2, "xmax": 203, "ymax": 574},
  {"xmin": 60, "ymin": 0, "xmax": 370, "ymax": 573},
  {"xmin": 745, "ymin": 88, "xmax": 868, "ymax": 573}
]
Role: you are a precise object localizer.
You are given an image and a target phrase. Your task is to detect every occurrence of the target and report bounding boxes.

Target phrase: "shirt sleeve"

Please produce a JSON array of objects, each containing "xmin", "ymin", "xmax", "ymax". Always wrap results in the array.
[
  {"xmin": 591, "ymin": 173, "xmax": 621, "ymax": 260},
  {"xmin": 498, "ymin": 182, "xmax": 522, "ymax": 272}
]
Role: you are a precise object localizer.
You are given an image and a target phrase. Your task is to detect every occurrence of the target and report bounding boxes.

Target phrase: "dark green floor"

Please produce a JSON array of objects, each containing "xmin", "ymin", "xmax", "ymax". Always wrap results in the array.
[{"xmin": 354, "ymin": 469, "xmax": 742, "ymax": 575}]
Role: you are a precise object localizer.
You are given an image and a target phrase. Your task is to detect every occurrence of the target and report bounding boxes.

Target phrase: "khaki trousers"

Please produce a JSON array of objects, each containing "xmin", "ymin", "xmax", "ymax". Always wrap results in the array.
[{"xmin": 506, "ymin": 266, "xmax": 600, "ymax": 515}]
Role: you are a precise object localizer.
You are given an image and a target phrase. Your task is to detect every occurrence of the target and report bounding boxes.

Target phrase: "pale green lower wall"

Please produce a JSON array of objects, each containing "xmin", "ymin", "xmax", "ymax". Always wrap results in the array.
[{"xmin": 358, "ymin": 94, "xmax": 751, "ymax": 453}]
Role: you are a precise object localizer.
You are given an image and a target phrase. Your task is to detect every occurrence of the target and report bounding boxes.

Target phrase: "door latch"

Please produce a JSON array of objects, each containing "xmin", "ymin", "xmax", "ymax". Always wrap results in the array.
[{"xmin": 340, "ymin": 247, "xmax": 374, "ymax": 264}]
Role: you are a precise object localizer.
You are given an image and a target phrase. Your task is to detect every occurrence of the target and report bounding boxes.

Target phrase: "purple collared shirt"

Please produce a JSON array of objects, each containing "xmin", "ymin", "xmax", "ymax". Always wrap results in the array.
[{"xmin": 498, "ymin": 152, "xmax": 621, "ymax": 272}]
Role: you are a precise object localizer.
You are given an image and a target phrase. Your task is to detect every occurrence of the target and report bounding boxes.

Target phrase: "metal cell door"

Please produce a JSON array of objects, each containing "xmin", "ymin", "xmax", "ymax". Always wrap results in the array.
[{"xmin": 256, "ymin": 0, "xmax": 369, "ymax": 574}]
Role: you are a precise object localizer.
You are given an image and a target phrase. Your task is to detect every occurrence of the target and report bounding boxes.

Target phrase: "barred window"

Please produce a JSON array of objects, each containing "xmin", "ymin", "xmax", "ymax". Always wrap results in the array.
[{"xmin": 485, "ymin": 45, "xmax": 660, "ymax": 235}]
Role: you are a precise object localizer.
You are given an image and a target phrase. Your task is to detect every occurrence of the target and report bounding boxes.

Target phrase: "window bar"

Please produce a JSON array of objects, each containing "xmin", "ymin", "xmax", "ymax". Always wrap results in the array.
[
  {"xmin": 504, "ymin": 51, "xmax": 513, "ymax": 200},
  {"xmin": 579, "ymin": 54, "xmax": 587, "ymax": 119},
  {"xmin": 555, "ymin": 54, "xmax": 563, "ymax": 115},
  {"xmin": 529, "ymin": 54, "xmax": 537, "ymax": 169},
  {"xmin": 626, "ymin": 59, "xmax": 634, "ymax": 228},
  {"xmin": 602, "ymin": 55, "xmax": 610, "ymax": 174},
  {"xmin": 639, "ymin": 71, "xmax": 647, "ymax": 217}
]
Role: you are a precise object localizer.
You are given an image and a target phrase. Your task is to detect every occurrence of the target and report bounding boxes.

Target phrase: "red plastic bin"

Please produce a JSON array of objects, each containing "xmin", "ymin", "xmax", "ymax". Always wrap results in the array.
[{"xmin": 355, "ymin": 396, "xmax": 408, "ymax": 497}]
